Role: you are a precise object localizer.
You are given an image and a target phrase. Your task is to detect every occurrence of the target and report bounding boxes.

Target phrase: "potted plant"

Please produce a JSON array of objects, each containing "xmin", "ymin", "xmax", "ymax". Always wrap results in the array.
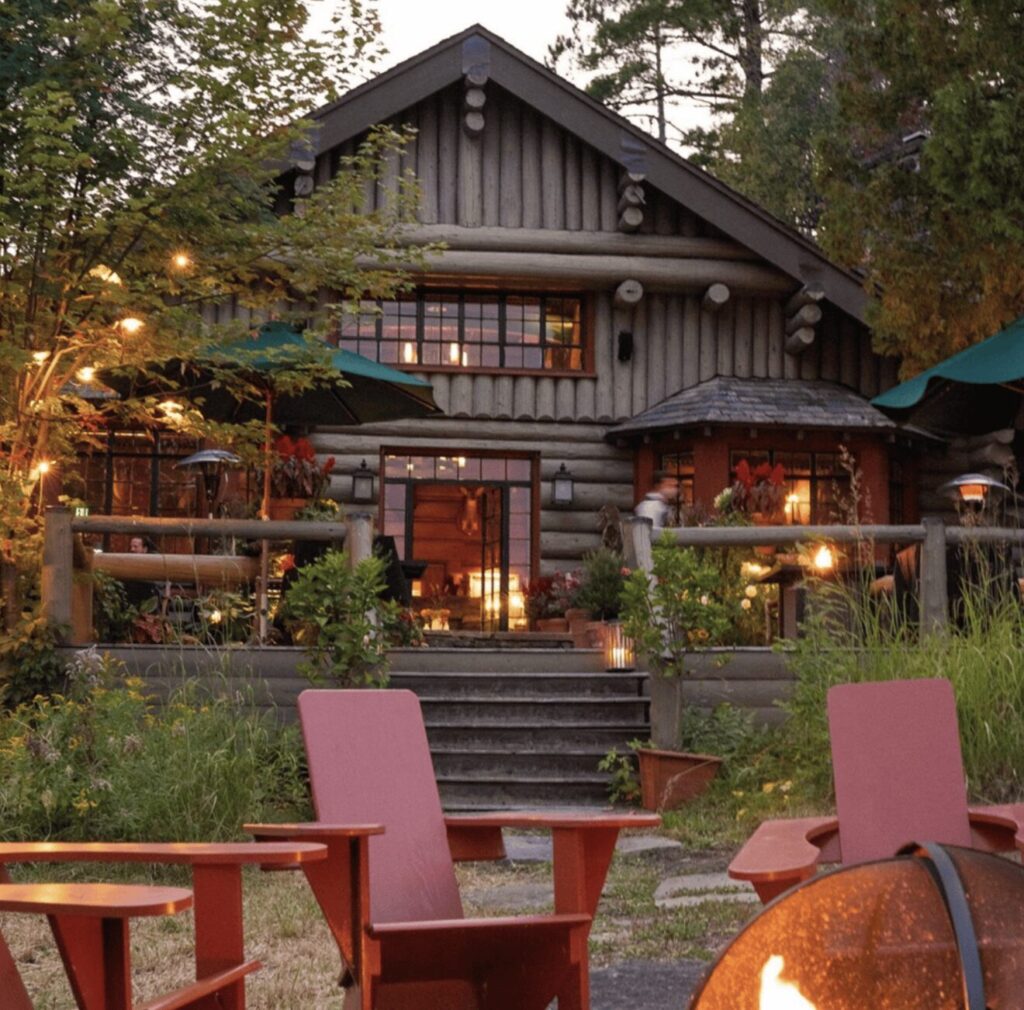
[
  {"xmin": 572, "ymin": 548, "xmax": 629, "ymax": 648},
  {"xmin": 620, "ymin": 540, "xmax": 744, "ymax": 810},
  {"xmin": 525, "ymin": 571, "xmax": 580, "ymax": 632},
  {"xmin": 269, "ymin": 435, "xmax": 335, "ymax": 520}
]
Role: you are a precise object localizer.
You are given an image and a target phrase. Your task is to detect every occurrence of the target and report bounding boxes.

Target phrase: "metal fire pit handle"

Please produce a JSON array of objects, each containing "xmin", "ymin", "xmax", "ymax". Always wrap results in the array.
[{"xmin": 899, "ymin": 842, "xmax": 988, "ymax": 1010}]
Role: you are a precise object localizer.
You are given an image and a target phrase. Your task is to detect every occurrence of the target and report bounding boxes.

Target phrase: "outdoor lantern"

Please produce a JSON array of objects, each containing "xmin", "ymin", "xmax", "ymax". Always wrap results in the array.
[
  {"xmin": 552, "ymin": 463, "xmax": 575, "ymax": 507},
  {"xmin": 939, "ymin": 472, "xmax": 1010, "ymax": 505},
  {"xmin": 352, "ymin": 460, "xmax": 375, "ymax": 503},
  {"xmin": 688, "ymin": 842, "xmax": 1024, "ymax": 1010},
  {"xmin": 603, "ymin": 623, "xmax": 636, "ymax": 672}
]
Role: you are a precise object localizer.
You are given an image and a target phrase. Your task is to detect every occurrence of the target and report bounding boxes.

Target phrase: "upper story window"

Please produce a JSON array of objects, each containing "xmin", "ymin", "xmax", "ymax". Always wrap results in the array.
[{"xmin": 338, "ymin": 291, "xmax": 586, "ymax": 373}]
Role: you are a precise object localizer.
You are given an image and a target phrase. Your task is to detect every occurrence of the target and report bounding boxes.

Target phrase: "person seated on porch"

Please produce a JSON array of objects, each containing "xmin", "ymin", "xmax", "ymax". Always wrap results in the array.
[
  {"xmin": 634, "ymin": 472, "xmax": 679, "ymax": 530},
  {"xmin": 123, "ymin": 535, "xmax": 171, "ymax": 612}
]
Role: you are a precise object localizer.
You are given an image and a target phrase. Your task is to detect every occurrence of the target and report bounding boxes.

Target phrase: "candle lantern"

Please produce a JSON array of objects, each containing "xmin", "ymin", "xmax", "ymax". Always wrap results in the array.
[
  {"xmin": 603, "ymin": 622, "xmax": 636, "ymax": 672},
  {"xmin": 352, "ymin": 459, "xmax": 375, "ymax": 503},
  {"xmin": 551, "ymin": 463, "xmax": 575, "ymax": 507},
  {"xmin": 688, "ymin": 842, "xmax": 1024, "ymax": 1010}
]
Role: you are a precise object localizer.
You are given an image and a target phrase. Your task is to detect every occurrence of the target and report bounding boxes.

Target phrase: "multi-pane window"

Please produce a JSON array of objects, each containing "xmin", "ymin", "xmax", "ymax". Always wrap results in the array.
[
  {"xmin": 729, "ymin": 449, "xmax": 850, "ymax": 524},
  {"xmin": 339, "ymin": 291, "xmax": 585, "ymax": 372}
]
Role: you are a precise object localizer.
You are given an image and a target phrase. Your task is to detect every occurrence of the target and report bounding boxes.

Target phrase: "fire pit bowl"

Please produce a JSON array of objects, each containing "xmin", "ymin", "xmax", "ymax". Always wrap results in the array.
[{"xmin": 689, "ymin": 843, "xmax": 1024, "ymax": 1010}]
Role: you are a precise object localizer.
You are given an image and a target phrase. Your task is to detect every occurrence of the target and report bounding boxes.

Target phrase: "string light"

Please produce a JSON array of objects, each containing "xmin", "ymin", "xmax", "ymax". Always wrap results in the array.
[
  {"xmin": 118, "ymin": 317, "xmax": 144, "ymax": 335},
  {"xmin": 170, "ymin": 252, "xmax": 192, "ymax": 270},
  {"xmin": 34, "ymin": 460, "xmax": 51, "ymax": 477},
  {"xmin": 32, "ymin": 350, "xmax": 50, "ymax": 364},
  {"xmin": 76, "ymin": 366, "xmax": 96, "ymax": 383}
]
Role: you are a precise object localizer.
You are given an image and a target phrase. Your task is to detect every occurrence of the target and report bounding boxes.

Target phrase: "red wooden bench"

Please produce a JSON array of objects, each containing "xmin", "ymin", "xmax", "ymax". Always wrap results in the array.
[
  {"xmin": 0, "ymin": 841, "xmax": 325, "ymax": 1010},
  {"xmin": 247, "ymin": 688, "xmax": 661, "ymax": 1010},
  {"xmin": 728, "ymin": 678, "xmax": 1024, "ymax": 902},
  {"xmin": 0, "ymin": 880, "xmax": 258, "ymax": 1010}
]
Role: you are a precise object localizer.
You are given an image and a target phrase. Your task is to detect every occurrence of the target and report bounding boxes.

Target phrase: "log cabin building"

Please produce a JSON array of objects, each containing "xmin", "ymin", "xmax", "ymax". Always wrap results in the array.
[{"xmin": 85, "ymin": 26, "xmax": 931, "ymax": 631}]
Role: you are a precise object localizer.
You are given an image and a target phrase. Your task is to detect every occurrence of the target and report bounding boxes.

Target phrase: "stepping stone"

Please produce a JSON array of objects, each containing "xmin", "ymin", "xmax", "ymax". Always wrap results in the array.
[
  {"xmin": 505, "ymin": 832, "xmax": 681, "ymax": 863},
  {"xmin": 654, "ymin": 872, "xmax": 759, "ymax": 909}
]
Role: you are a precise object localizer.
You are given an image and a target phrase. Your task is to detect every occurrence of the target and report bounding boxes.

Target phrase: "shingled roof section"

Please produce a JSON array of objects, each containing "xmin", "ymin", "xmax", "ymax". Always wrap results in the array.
[{"xmin": 608, "ymin": 377, "xmax": 897, "ymax": 439}]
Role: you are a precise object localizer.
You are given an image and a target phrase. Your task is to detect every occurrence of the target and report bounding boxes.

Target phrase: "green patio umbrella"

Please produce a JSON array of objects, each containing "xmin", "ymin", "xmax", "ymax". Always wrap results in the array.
[{"xmin": 872, "ymin": 315, "xmax": 1024, "ymax": 436}]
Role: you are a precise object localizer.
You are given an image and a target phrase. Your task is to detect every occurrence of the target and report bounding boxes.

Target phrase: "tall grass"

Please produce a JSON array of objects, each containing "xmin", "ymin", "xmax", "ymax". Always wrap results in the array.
[{"xmin": 785, "ymin": 552, "xmax": 1024, "ymax": 804}]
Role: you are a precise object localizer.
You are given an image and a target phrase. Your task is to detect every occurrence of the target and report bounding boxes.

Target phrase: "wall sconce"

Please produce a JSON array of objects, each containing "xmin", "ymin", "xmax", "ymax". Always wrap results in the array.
[
  {"xmin": 352, "ymin": 459, "xmax": 375, "ymax": 503},
  {"xmin": 939, "ymin": 472, "xmax": 1009, "ymax": 505},
  {"xmin": 552, "ymin": 463, "xmax": 575, "ymax": 507}
]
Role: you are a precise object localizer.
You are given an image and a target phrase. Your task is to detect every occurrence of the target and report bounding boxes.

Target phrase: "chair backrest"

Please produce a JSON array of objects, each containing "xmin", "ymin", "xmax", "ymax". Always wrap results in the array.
[
  {"xmin": 828, "ymin": 678, "xmax": 973, "ymax": 865},
  {"xmin": 298, "ymin": 689, "xmax": 463, "ymax": 924}
]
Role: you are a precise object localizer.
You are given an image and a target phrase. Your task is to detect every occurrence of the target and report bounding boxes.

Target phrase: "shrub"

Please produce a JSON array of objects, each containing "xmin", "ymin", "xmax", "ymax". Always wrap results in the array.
[
  {"xmin": 0, "ymin": 613, "xmax": 67, "ymax": 708},
  {"xmin": 574, "ymin": 548, "xmax": 627, "ymax": 620},
  {"xmin": 282, "ymin": 549, "xmax": 403, "ymax": 686},
  {"xmin": 0, "ymin": 649, "xmax": 308, "ymax": 841}
]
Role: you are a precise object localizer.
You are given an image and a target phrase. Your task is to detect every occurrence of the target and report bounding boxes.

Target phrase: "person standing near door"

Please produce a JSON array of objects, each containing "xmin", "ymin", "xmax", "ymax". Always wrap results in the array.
[{"xmin": 634, "ymin": 472, "xmax": 679, "ymax": 530}]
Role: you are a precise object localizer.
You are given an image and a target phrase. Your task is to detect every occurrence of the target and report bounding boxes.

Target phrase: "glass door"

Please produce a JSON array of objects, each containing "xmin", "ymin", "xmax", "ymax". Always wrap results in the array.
[{"xmin": 480, "ymin": 486, "xmax": 503, "ymax": 631}]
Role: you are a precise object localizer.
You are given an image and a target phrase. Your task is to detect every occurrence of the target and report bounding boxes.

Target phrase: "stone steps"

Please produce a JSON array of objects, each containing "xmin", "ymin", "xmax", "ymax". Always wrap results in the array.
[{"xmin": 391, "ymin": 647, "xmax": 650, "ymax": 808}]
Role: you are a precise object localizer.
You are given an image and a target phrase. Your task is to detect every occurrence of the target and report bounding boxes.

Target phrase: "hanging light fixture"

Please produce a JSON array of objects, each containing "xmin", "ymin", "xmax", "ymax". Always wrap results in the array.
[{"xmin": 352, "ymin": 460, "xmax": 375, "ymax": 503}]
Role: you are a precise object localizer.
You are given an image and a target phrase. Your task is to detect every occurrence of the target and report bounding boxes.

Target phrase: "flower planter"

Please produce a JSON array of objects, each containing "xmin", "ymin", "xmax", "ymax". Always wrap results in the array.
[
  {"xmin": 585, "ymin": 620, "xmax": 607, "ymax": 649},
  {"xmin": 565, "ymin": 608, "xmax": 591, "ymax": 647},
  {"xmin": 535, "ymin": 617, "xmax": 569, "ymax": 633},
  {"xmin": 267, "ymin": 497, "xmax": 308, "ymax": 521},
  {"xmin": 636, "ymin": 747, "xmax": 723, "ymax": 811}
]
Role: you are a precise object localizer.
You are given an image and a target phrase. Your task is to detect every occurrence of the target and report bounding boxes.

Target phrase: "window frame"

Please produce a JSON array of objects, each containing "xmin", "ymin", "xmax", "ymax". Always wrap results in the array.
[
  {"xmin": 338, "ymin": 289, "xmax": 594, "ymax": 377},
  {"xmin": 729, "ymin": 447, "xmax": 850, "ymax": 525}
]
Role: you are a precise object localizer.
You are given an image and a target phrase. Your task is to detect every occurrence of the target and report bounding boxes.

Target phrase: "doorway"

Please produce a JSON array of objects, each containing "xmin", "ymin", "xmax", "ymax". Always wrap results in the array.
[{"xmin": 381, "ymin": 452, "xmax": 536, "ymax": 631}]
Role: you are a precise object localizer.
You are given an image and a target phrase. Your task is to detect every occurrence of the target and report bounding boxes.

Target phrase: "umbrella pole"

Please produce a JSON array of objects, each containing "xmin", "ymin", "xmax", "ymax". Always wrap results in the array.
[{"xmin": 258, "ymin": 390, "xmax": 273, "ymax": 642}]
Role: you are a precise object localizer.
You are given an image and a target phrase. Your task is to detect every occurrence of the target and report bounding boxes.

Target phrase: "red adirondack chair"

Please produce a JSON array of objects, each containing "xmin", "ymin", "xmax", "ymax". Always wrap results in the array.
[
  {"xmin": 246, "ymin": 688, "xmax": 661, "ymax": 1010},
  {"xmin": 0, "ymin": 841, "xmax": 325, "ymax": 1010},
  {"xmin": 0, "ymin": 880, "xmax": 253, "ymax": 1010},
  {"xmin": 729, "ymin": 678, "xmax": 1024, "ymax": 902}
]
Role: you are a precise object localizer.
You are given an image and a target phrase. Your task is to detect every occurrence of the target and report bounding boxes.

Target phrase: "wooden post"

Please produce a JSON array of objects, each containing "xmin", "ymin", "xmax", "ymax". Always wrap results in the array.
[
  {"xmin": 620, "ymin": 517, "xmax": 654, "ymax": 575},
  {"xmin": 346, "ymin": 513, "xmax": 374, "ymax": 569},
  {"xmin": 919, "ymin": 517, "xmax": 949, "ymax": 635},
  {"xmin": 41, "ymin": 506, "xmax": 74, "ymax": 639}
]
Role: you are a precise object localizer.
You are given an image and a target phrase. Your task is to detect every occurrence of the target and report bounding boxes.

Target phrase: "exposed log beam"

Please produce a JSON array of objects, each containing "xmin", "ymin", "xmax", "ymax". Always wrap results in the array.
[
  {"xmin": 785, "ymin": 327, "xmax": 816, "ymax": 355},
  {"xmin": 785, "ymin": 283, "xmax": 826, "ymax": 315},
  {"xmin": 702, "ymin": 283, "xmax": 731, "ymax": 312},
  {"xmin": 785, "ymin": 303, "xmax": 823, "ymax": 334},
  {"xmin": 613, "ymin": 279, "xmax": 644, "ymax": 308},
  {"xmin": 395, "ymin": 225, "xmax": 757, "ymax": 260},
  {"xmin": 371, "ymin": 249, "xmax": 794, "ymax": 295}
]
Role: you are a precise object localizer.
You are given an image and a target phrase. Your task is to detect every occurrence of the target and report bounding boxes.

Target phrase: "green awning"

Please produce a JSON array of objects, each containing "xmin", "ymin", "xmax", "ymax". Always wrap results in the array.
[{"xmin": 871, "ymin": 314, "xmax": 1024, "ymax": 434}]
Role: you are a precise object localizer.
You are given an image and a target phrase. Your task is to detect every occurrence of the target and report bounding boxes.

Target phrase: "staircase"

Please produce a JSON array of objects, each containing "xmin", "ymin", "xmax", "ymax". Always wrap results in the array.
[{"xmin": 388, "ymin": 647, "xmax": 649, "ymax": 810}]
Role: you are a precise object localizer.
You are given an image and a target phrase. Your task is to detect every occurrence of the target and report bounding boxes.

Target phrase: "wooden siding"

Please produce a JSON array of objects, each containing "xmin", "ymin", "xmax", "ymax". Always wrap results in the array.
[
  {"xmin": 312, "ymin": 83, "xmax": 893, "ymax": 425},
  {"xmin": 311, "ymin": 418, "xmax": 633, "ymax": 575}
]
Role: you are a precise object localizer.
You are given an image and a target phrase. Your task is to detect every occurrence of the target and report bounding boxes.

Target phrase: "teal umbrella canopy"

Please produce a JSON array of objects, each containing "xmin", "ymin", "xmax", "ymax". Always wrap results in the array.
[
  {"xmin": 872, "ymin": 315, "xmax": 1024, "ymax": 435},
  {"xmin": 109, "ymin": 322, "xmax": 440, "ymax": 426}
]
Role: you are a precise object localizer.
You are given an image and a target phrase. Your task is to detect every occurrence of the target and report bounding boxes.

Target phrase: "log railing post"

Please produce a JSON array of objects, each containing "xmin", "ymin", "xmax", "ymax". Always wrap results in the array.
[
  {"xmin": 41, "ymin": 506, "xmax": 74, "ymax": 639},
  {"xmin": 919, "ymin": 517, "xmax": 949, "ymax": 635},
  {"xmin": 346, "ymin": 513, "xmax": 374, "ymax": 569},
  {"xmin": 620, "ymin": 517, "xmax": 654, "ymax": 575}
]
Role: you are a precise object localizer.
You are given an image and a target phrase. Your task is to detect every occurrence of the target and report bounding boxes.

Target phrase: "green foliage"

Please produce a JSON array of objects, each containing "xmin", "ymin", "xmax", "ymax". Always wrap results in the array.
[
  {"xmin": 574, "ymin": 548, "xmax": 627, "ymax": 620},
  {"xmin": 785, "ymin": 568, "xmax": 1024, "ymax": 803},
  {"xmin": 620, "ymin": 539, "xmax": 744, "ymax": 677},
  {"xmin": 282, "ymin": 549, "xmax": 401, "ymax": 686},
  {"xmin": 0, "ymin": 614, "xmax": 67, "ymax": 708},
  {"xmin": 679, "ymin": 702, "xmax": 757, "ymax": 759},
  {"xmin": 92, "ymin": 571, "xmax": 137, "ymax": 643},
  {"xmin": 194, "ymin": 589, "xmax": 253, "ymax": 645},
  {"xmin": 598, "ymin": 747, "xmax": 642, "ymax": 805},
  {"xmin": 818, "ymin": 0, "xmax": 1024, "ymax": 371},
  {"xmin": 0, "ymin": 650, "xmax": 308, "ymax": 840}
]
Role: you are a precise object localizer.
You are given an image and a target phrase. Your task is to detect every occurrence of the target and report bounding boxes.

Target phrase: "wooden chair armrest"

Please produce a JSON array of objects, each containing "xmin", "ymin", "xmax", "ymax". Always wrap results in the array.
[
  {"xmin": 0, "ymin": 882, "xmax": 192, "ymax": 918},
  {"xmin": 370, "ymin": 912, "xmax": 591, "ymax": 939},
  {"xmin": 0, "ymin": 840, "xmax": 326, "ymax": 868},
  {"xmin": 445, "ymin": 811, "xmax": 660, "ymax": 831},
  {"xmin": 728, "ymin": 816, "xmax": 839, "ymax": 904},
  {"xmin": 244, "ymin": 821, "xmax": 385, "ymax": 840},
  {"xmin": 968, "ymin": 803, "xmax": 1024, "ymax": 853}
]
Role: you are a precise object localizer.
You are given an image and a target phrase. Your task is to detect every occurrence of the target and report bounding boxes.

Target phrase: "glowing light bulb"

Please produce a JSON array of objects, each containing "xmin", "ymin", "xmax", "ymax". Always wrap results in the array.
[
  {"xmin": 170, "ymin": 252, "xmax": 192, "ymax": 270},
  {"xmin": 77, "ymin": 366, "xmax": 96, "ymax": 383},
  {"xmin": 812, "ymin": 545, "xmax": 835, "ymax": 572},
  {"xmin": 32, "ymin": 350, "xmax": 50, "ymax": 364},
  {"xmin": 118, "ymin": 317, "xmax": 144, "ymax": 335},
  {"xmin": 35, "ymin": 460, "xmax": 51, "ymax": 476},
  {"xmin": 448, "ymin": 342, "xmax": 460, "ymax": 364}
]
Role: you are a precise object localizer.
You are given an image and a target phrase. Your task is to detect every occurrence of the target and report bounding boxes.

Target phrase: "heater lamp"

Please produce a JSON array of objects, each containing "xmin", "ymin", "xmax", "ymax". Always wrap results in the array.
[
  {"xmin": 939, "ymin": 472, "xmax": 1009, "ymax": 504},
  {"xmin": 688, "ymin": 842, "xmax": 1024, "ymax": 1010}
]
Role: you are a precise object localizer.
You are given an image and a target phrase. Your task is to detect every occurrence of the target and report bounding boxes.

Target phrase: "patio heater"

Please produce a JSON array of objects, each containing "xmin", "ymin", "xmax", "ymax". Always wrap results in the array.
[
  {"xmin": 688, "ymin": 842, "xmax": 1024, "ymax": 1010},
  {"xmin": 175, "ymin": 449, "xmax": 241, "ymax": 518},
  {"xmin": 939, "ymin": 472, "xmax": 1010, "ymax": 506}
]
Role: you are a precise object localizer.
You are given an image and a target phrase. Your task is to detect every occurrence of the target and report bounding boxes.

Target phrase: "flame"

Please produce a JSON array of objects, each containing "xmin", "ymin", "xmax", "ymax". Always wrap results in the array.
[{"xmin": 759, "ymin": 956, "xmax": 816, "ymax": 1010}]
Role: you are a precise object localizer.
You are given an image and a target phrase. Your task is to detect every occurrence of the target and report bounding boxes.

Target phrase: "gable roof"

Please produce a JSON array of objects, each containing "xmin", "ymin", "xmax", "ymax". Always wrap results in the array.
[
  {"xmin": 607, "ymin": 377, "xmax": 896, "ymax": 439},
  {"xmin": 308, "ymin": 24, "xmax": 868, "ymax": 323}
]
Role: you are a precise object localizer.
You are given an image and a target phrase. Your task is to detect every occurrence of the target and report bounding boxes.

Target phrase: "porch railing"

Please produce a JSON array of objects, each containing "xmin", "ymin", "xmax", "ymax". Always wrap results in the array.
[
  {"xmin": 41, "ymin": 506, "xmax": 375, "ymax": 642},
  {"xmin": 620, "ymin": 516, "xmax": 1024, "ymax": 636}
]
